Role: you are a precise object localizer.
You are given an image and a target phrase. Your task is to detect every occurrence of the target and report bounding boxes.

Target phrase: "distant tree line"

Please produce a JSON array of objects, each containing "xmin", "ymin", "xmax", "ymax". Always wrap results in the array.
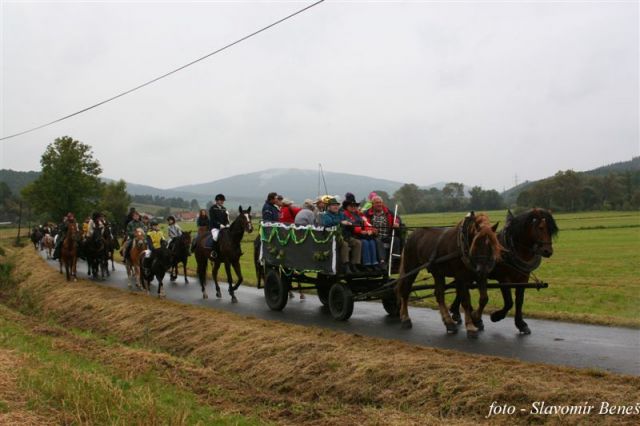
[
  {"xmin": 131, "ymin": 194, "xmax": 200, "ymax": 211},
  {"xmin": 517, "ymin": 170, "xmax": 640, "ymax": 211},
  {"xmin": 389, "ymin": 183, "xmax": 504, "ymax": 214}
]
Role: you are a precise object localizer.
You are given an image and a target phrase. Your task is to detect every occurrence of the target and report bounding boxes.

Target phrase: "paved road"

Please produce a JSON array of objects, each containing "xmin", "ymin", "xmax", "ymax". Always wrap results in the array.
[{"xmin": 41, "ymin": 254, "xmax": 639, "ymax": 376}]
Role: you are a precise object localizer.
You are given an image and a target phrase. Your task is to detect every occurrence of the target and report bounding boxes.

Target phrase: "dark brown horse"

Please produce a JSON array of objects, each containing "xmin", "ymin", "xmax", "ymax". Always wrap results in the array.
[
  {"xmin": 194, "ymin": 207, "xmax": 253, "ymax": 301},
  {"xmin": 212, "ymin": 206, "xmax": 253, "ymax": 303},
  {"xmin": 169, "ymin": 231, "xmax": 191, "ymax": 284},
  {"xmin": 395, "ymin": 212, "xmax": 503, "ymax": 337},
  {"xmin": 59, "ymin": 221, "xmax": 79, "ymax": 282},
  {"xmin": 450, "ymin": 208, "xmax": 558, "ymax": 334}
]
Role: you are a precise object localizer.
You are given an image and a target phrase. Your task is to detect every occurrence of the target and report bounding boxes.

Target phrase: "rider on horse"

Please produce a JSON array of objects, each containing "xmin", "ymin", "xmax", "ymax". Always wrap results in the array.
[
  {"xmin": 123, "ymin": 211, "xmax": 146, "ymax": 261},
  {"xmin": 208, "ymin": 194, "xmax": 229, "ymax": 259},
  {"xmin": 209, "ymin": 194, "xmax": 229, "ymax": 259},
  {"xmin": 52, "ymin": 213, "xmax": 76, "ymax": 260},
  {"xmin": 167, "ymin": 215, "xmax": 182, "ymax": 250}
]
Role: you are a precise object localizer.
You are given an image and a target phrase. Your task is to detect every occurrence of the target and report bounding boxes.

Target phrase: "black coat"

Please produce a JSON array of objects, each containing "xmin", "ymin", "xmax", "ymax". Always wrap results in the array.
[{"xmin": 209, "ymin": 204, "xmax": 229, "ymax": 229}]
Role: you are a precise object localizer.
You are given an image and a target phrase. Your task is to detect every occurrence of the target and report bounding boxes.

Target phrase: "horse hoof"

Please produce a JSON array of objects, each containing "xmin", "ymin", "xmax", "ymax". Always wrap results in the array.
[
  {"xmin": 231, "ymin": 295, "xmax": 238, "ymax": 303},
  {"xmin": 216, "ymin": 290, "xmax": 222, "ymax": 298},
  {"xmin": 518, "ymin": 325, "xmax": 531, "ymax": 335},
  {"xmin": 300, "ymin": 293, "xmax": 305, "ymax": 300},
  {"xmin": 185, "ymin": 279, "xmax": 189, "ymax": 284},
  {"xmin": 451, "ymin": 312, "xmax": 462, "ymax": 325},
  {"xmin": 473, "ymin": 319, "xmax": 485, "ymax": 331},
  {"xmin": 467, "ymin": 329, "xmax": 479, "ymax": 339},
  {"xmin": 445, "ymin": 323, "xmax": 458, "ymax": 334},
  {"xmin": 288, "ymin": 292, "xmax": 294, "ymax": 299},
  {"xmin": 400, "ymin": 319, "xmax": 412, "ymax": 329},
  {"xmin": 490, "ymin": 311, "xmax": 505, "ymax": 323},
  {"xmin": 203, "ymin": 292, "xmax": 208, "ymax": 299}
]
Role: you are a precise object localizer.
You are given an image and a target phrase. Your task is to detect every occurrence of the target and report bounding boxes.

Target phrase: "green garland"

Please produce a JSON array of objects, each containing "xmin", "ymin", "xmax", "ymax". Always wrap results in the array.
[{"xmin": 260, "ymin": 225, "xmax": 336, "ymax": 245}]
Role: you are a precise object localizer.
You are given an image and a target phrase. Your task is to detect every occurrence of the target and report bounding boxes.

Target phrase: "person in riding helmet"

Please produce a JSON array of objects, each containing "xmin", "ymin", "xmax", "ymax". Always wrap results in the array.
[
  {"xmin": 141, "ymin": 215, "xmax": 150, "ymax": 232},
  {"xmin": 167, "ymin": 215, "xmax": 182, "ymax": 250},
  {"xmin": 53, "ymin": 213, "xmax": 76, "ymax": 260},
  {"xmin": 124, "ymin": 211, "xmax": 145, "ymax": 260},
  {"xmin": 208, "ymin": 194, "xmax": 229, "ymax": 259}
]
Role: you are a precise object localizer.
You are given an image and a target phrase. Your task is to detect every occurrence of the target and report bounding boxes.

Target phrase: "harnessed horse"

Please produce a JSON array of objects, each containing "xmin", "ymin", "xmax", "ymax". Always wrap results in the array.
[
  {"xmin": 395, "ymin": 212, "xmax": 503, "ymax": 337},
  {"xmin": 449, "ymin": 208, "xmax": 557, "ymax": 334}
]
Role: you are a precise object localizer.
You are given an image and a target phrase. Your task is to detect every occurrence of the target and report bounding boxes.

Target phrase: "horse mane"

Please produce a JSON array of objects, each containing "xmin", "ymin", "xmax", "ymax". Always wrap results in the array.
[
  {"xmin": 508, "ymin": 208, "xmax": 559, "ymax": 241},
  {"xmin": 470, "ymin": 225, "xmax": 504, "ymax": 262}
]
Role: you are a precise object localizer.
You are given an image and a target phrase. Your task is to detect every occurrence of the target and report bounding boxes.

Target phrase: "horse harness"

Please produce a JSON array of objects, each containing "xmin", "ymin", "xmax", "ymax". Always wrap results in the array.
[{"xmin": 499, "ymin": 225, "xmax": 542, "ymax": 274}]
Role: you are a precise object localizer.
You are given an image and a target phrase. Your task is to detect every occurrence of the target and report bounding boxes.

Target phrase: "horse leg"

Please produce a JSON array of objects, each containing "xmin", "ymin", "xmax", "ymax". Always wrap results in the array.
[
  {"xmin": 395, "ymin": 263, "xmax": 417, "ymax": 329},
  {"xmin": 197, "ymin": 258, "xmax": 208, "ymax": 299},
  {"xmin": 457, "ymin": 280, "xmax": 478, "ymax": 338},
  {"xmin": 158, "ymin": 277, "xmax": 165, "ymax": 298},
  {"xmin": 471, "ymin": 280, "xmax": 488, "ymax": 331},
  {"xmin": 231, "ymin": 260, "xmax": 243, "ymax": 291},
  {"xmin": 224, "ymin": 262, "xmax": 235, "ymax": 301},
  {"xmin": 514, "ymin": 288, "xmax": 531, "ymax": 334},
  {"xmin": 491, "ymin": 287, "xmax": 513, "ymax": 323},
  {"xmin": 449, "ymin": 295, "xmax": 462, "ymax": 325},
  {"xmin": 212, "ymin": 261, "xmax": 222, "ymax": 298},
  {"xmin": 436, "ymin": 275, "xmax": 458, "ymax": 334},
  {"xmin": 183, "ymin": 260, "xmax": 189, "ymax": 284}
]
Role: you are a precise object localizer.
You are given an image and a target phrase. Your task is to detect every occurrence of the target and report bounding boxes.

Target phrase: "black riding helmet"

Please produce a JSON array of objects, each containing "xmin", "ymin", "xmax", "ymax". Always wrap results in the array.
[
  {"xmin": 167, "ymin": 215, "xmax": 176, "ymax": 222},
  {"xmin": 215, "ymin": 194, "xmax": 226, "ymax": 201}
]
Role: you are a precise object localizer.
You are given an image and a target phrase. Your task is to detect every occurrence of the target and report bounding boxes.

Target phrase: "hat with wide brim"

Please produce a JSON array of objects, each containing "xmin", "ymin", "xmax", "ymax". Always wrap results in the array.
[{"xmin": 326, "ymin": 197, "xmax": 340, "ymax": 205}]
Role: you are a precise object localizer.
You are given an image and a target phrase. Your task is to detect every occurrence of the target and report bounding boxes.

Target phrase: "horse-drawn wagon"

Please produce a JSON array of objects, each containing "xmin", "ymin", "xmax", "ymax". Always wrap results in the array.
[
  {"xmin": 258, "ymin": 208, "xmax": 555, "ymax": 337},
  {"xmin": 258, "ymin": 222, "xmax": 399, "ymax": 320}
]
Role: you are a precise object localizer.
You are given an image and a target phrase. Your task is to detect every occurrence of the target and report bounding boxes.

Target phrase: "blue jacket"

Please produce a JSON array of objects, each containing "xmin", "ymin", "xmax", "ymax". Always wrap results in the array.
[
  {"xmin": 322, "ymin": 211, "xmax": 341, "ymax": 227},
  {"xmin": 262, "ymin": 202, "xmax": 280, "ymax": 223}
]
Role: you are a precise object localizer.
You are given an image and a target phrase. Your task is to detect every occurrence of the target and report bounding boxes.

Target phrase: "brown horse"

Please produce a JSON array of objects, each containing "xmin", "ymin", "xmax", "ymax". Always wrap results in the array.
[
  {"xmin": 59, "ymin": 221, "xmax": 79, "ymax": 281},
  {"xmin": 126, "ymin": 228, "xmax": 147, "ymax": 290},
  {"xmin": 211, "ymin": 206, "xmax": 253, "ymax": 303},
  {"xmin": 395, "ymin": 212, "xmax": 503, "ymax": 337},
  {"xmin": 42, "ymin": 234, "xmax": 55, "ymax": 259},
  {"xmin": 450, "ymin": 208, "xmax": 558, "ymax": 334},
  {"xmin": 194, "ymin": 207, "xmax": 253, "ymax": 301}
]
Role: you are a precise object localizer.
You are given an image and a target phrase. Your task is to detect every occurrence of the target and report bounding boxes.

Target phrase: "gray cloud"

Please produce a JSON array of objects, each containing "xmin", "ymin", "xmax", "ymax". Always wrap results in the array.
[{"xmin": 1, "ymin": 0, "xmax": 638, "ymax": 191}]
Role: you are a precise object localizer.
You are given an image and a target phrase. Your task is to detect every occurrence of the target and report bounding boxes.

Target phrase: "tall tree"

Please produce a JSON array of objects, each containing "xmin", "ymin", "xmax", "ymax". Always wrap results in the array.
[
  {"xmin": 99, "ymin": 180, "xmax": 131, "ymax": 227},
  {"xmin": 190, "ymin": 198, "xmax": 200, "ymax": 211},
  {"xmin": 22, "ymin": 136, "xmax": 102, "ymax": 221}
]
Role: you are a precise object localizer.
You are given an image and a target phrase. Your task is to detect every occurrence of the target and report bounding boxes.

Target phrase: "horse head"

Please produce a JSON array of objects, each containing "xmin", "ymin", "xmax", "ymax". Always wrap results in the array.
[
  {"xmin": 467, "ymin": 213, "xmax": 504, "ymax": 279},
  {"xmin": 181, "ymin": 231, "xmax": 192, "ymax": 245},
  {"xmin": 134, "ymin": 228, "xmax": 147, "ymax": 249},
  {"xmin": 238, "ymin": 206, "xmax": 253, "ymax": 234},
  {"xmin": 527, "ymin": 209, "xmax": 558, "ymax": 258}
]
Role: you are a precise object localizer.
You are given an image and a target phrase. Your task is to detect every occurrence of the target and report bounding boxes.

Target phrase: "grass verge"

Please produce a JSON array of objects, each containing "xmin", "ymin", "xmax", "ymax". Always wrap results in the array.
[{"xmin": 0, "ymin": 243, "xmax": 638, "ymax": 424}]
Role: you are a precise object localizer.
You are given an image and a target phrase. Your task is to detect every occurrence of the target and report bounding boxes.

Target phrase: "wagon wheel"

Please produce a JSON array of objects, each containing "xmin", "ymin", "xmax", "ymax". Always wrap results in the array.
[
  {"xmin": 264, "ymin": 268, "xmax": 290, "ymax": 311},
  {"xmin": 317, "ymin": 285, "xmax": 330, "ymax": 306},
  {"xmin": 316, "ymin": 276, "xmax": 331, "ymax": 306},
  {"xmin": 328, "ymin": 282, "xmax": 354, "ymax": 321},
  {"xmin": 381, "ymin": 293, "xmax": 400, "ymax": 317}
]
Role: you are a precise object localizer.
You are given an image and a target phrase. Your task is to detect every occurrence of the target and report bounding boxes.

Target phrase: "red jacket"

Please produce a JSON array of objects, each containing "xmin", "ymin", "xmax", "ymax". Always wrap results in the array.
[
  {"xmin": 342, "ymin": 209, "xmax": 374, "ymax": 237},
  {"xmin": 279, "ymin": 205, "xmax": 301, "ymax": 224}
]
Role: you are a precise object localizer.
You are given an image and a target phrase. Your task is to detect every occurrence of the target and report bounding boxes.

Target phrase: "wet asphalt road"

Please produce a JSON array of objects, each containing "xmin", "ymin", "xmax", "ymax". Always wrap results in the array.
[{"xmin": 41, "ymin": 254, "xmax": 639, "ymax": 376}]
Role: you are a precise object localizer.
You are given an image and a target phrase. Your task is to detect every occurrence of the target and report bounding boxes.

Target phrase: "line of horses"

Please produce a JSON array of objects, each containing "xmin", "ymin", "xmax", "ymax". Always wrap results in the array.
[{"xmin": 31, "ymin": 207, "xmax": 557, "ymax": 337}]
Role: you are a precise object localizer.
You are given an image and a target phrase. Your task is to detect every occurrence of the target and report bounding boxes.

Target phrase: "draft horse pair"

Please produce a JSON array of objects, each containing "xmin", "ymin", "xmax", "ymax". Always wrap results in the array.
[{"xmin": 395, "ymin": 209, "xmax": 557, "ymax": 337}]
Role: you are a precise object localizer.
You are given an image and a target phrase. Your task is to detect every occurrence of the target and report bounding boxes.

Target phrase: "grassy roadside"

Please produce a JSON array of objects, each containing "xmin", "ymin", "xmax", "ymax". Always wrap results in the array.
[{"xmin": 0, "ymin": 243, "xmax": 639, "ymax": 425}]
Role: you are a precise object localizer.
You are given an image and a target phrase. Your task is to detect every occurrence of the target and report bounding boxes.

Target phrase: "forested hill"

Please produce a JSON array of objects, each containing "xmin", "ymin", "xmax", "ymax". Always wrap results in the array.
[{"xmin": 0, "ymin": 169, "xmax": 40, "ymax": 194}]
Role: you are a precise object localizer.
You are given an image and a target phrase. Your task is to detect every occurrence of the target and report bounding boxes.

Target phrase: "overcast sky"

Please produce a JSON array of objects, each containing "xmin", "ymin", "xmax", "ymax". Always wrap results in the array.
[{"xmin": 1, "ymin": 0, "xmax": 638, "ymax": 191}]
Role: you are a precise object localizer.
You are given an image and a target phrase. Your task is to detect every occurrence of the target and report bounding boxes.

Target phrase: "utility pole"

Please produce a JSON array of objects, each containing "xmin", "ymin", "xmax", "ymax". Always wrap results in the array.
[{"xmin": 16, "ymin": 200, "xmax": 22, "ymax": 245}]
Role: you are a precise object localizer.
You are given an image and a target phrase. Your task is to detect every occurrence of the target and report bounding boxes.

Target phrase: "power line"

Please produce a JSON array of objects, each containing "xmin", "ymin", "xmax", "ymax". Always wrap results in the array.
[{"xmin": 1, "ymin": 0, "xmax": 325, "ymax": 142}]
